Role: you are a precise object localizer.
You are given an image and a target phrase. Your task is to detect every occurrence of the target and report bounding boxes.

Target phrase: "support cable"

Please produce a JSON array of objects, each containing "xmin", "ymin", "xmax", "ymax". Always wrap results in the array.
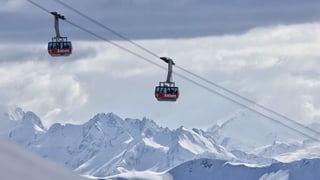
[
  {"xmin": 54, "ymin": 0, "xmax": 160, "ymax": 58},
  {"xmin": 53, "ymin": 0, "xmax": 320, "ymax": 138},
  {"xmin": 25, "ymin": 0, "xmax": 320, "ymax": 142}
]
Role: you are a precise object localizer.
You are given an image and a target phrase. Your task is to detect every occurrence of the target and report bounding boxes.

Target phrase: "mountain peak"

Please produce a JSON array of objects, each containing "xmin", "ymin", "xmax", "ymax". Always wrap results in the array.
[
  {"xmin": 6, "ymin": 107, "xmax": 25, "ymax": 121},
  {"xmin": 8, "ymin": 110, "xmax": 46, "ymax": 145},
  {"xmin": 125, "ymin": 117, "xmax": 160, "ymax": 134},
  {"xmin": 3, "ymin": 107, "xmax": 45, "ymax": 132},
  {"xmin": 89, "ymin": 112, "xmax": 124, "ymax": 127},
  {"xmin": 22, "ymin": 111, "xmax": 45, "ymax": 131}
]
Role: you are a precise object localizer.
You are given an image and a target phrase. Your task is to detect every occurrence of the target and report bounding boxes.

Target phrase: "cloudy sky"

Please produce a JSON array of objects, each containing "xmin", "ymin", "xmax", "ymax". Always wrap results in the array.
[{"xmin": 1, "ymin": 0, "xmax": 320, "ymax": 131}]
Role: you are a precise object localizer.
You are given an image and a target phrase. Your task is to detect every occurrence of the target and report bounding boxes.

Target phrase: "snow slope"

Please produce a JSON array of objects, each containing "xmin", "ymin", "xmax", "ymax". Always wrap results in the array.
[
  {"xmin": 102, "ymin": 171, "xmax": 173, "ymax": 180},
  {"xmin": 101, "ymin": 158, "xmax": 320, "ymax": 180},
  {"xmin": 168, "ymin": 158, "xmax": 320, "ymax": 180},
  {"xmin": 0, "ymin": 138, "xmax": 88, "ymax": 180}
]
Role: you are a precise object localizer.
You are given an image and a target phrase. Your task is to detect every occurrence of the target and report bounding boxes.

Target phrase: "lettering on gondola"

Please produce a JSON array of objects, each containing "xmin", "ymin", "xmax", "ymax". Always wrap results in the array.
[
  {"xmin": 164, "ymin": 94, "xmax": 178, "ymax": 98},
  {"xmin": 57, "ymin": 49, "xmax": 71, "ymax": 53}
]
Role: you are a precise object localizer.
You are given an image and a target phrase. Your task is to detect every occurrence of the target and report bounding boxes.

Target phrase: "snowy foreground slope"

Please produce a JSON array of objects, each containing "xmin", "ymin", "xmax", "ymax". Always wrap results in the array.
[
  {"xmin": 0, "ymin": 138, "xmax": 88, "ymax": 180},
  {"xmin": 105, "ymin": 158, "xmax": 320, "ymax": 180},
  {"xmin": 1, "ymin": 108, "xmax": 320, "ymax": 178}
]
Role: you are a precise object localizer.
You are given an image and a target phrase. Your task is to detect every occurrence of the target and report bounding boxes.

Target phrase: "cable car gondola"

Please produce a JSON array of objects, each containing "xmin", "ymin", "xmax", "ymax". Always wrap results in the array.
[
  {"xmin": 48, "ymin": 12, "xmax": 72, "ymax": 56},
  {"xmin": 48, "ymin": 37, "xmax": 72, "ymax": 56},
  {"xmin": 155, "ymin": 57, "xmax": 179, "ymax": 101}
]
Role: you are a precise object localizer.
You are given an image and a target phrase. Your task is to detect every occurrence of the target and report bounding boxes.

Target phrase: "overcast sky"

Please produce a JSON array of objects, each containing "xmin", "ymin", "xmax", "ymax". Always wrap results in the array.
[{"xmin": 1, "ymin": 0, "xmax": 320, "ymax": 131}]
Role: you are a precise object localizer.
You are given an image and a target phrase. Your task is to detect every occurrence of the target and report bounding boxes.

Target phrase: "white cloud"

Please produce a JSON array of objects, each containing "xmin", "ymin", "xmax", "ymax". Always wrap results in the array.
[
  {"xmin": 1, "ymin": 22, "xmax": 320, "ymax": 129},
  {"xmin": 0, "ymin": 60, "xmax": 87, "ymax": 127}
]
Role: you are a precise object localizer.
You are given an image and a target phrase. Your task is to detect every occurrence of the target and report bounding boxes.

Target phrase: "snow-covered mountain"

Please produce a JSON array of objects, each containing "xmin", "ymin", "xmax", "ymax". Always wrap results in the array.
[
  {"xmin": 103, "ymin": 158, "xmax": 320, "ymax": 180},
  {"xmin": 0, "ymin": 109, "xmax": 233, "ymax": 177},
  {"xmin": 168, "ymin": 158, "xmax": 320, "ymax": 180},
  {"xmin": 205, "ymin": 109, "xmax": 320, "ymax": 162},
  {"xmin": 207, "ymin": 110, "xmax": 308, "ymax": 152},
  {"xmin": 1, "ymin": 108, "xmax": 320, "ymax": 178}
]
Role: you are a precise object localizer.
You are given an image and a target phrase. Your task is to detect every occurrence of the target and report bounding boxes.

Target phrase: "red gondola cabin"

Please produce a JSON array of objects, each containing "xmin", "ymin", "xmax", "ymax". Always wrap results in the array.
[
  {"xmin": 48, "ymin": 37, "xmax": 72, "ymax": 56},
  {"xmin": 155, "ymin": 82, "xmax": 179, "ymax": 101}
]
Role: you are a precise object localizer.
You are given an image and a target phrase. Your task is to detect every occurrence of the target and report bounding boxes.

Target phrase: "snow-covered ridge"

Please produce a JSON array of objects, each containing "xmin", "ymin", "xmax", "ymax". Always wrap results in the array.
[
  {"xmin": 167, "ymin": 158, "xmax": 320, "ymax": 180},
  {"xmin": 101, "ymin": 158, "xmax": 320, "ymax": 180},
  {"xmin": 1, "ymin": 108, "xmax": 319, "ymax": 178}
]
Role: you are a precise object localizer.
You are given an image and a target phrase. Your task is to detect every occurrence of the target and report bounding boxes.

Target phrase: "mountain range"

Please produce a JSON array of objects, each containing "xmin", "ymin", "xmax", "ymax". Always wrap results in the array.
[{"xmin": 1, "ymin": 108, "xmax": 320, "ymax": 178}]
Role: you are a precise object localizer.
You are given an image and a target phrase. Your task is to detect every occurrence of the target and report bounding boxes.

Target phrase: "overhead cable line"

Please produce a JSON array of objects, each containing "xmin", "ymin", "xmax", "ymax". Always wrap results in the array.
[
  {"xmin": 174, "ymin": 65, "xmax": 320, "ymax": 137},
  {"xmin": 26, "ymin": 0, "xmax": 320, "ymax": 142},
  {"xmin": 25, "ymin": 0, "xmax": 167, "ymax": 71},
  {"xmin": 65, "ymin": 19, "xmax": 168, "ymax": 70},
  {"xmin": 54, "ymin": 0, "xmax": 159, "ymax": 58},
  {"xmin": 52, "ymin": 0, "xmax": 320, "ymax": 138},
  {"xmin": 26, "ymin": 0, "xmax": 51, "ymax": 13}
]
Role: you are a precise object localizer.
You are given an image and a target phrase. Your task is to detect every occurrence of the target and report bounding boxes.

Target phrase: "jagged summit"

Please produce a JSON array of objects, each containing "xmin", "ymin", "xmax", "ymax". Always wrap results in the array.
[
  {"xmin": 4, "ymin": 108, "xmax": 46, "ymax": 145},
  {"xmin": 6, "ymin": 107, "xmax": 25, "ymax": 121},
  {"xmin": 22, "ymin": 111, "xmax": 45, "ymax": 131},
  {"xmin": 92, "ymin": 113, "xmax": 121, "ymax": 126},
  {"xmin": 3, "ymin": 107, "xmax": 45, "ymax": 131}
]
